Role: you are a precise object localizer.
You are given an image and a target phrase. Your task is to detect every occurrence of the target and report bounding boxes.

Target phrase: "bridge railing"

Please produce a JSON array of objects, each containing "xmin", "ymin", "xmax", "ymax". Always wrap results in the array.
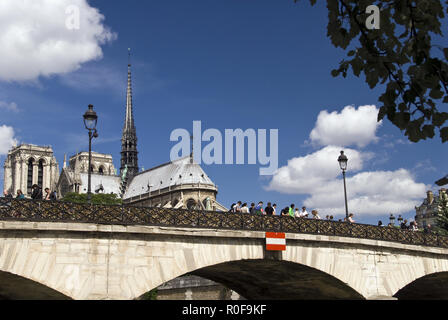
[{"xmin": 0, "ymin": 198, "xmax": 447, "ymax": 249}]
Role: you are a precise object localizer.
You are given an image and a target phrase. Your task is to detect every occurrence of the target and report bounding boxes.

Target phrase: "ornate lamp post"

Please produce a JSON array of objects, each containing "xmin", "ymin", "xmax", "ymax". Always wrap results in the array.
[
  {"xmin": 397, "ymin": 214, "xmax": 403, "ymax": 226},
  {"xmin": 389, "ymin": 214, "xmax": 396, "ymax": 226},
  {"xmin": 338, "ymin": 151, "xmax": 349, "ymax": 221},
  {"xmin": 83, "ymin": 104, "xmax": 98, "ymax": 204}
]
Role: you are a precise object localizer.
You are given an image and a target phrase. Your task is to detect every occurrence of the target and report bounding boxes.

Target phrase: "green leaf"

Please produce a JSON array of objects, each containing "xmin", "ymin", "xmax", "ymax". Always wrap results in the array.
[
  {"xmin": 429, "ymin": 88, "xmax": 444, "ymax": 99},
  {"xmin": 441, "ymin": 127, "xmax": 448, "ymax": 143},
  {"xmin": 422, "ymin": 125, "xmax": 435, "ymax": 138},
  {"xmin": 433, "ymin": 112, "xmax": 448, "ymax": 127}
]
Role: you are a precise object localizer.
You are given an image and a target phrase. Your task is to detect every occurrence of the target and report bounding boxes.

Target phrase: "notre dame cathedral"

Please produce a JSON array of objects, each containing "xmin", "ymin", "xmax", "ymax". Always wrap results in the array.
[{"xmin": 3, "ymin": 57, "xmax": 227, "ymax": 212}]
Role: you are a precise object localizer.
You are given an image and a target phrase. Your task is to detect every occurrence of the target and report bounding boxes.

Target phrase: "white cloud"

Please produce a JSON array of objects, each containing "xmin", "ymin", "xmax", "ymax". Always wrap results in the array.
[
  {"xmin": 0, "ymin": 101, "xmax": 19, "ymax": 112},
  {"xmin": 267, "ymin": 146, "xmax": 428, "ymax": 216},
  {"xmin": 0, "ymin": 125, "xmax": 18, "ymax": 155},
  {"xmin": 309, "ymin": 105, "xmax": 381, "ymax": 148},
  {"xmin": 303, "ymin": 169, "xmax": 428, "ymax": 216},
  {"xmin": 0, "ymin": 0, "xmax": 116, "ymax": 82},
  {"xmin": 267, "ymin": 146, "xmax": 368, "ymax": 194}
]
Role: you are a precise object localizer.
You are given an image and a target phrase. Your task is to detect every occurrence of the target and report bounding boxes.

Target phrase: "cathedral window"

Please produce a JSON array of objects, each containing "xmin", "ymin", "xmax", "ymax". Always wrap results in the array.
[
  {"xmin": 186, "ymin": 199, "xmax": 197, "ymax": 210},
  {"xmin": 38, "ymin": 159, "xmax": 44, "ymax": 187},
  {"xmin": 27, "ymin": 158, "xmax": 34, "ymax": 194}
]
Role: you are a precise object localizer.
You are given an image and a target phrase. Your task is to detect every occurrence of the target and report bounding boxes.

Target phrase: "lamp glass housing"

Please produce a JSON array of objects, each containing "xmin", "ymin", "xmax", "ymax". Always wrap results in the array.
[
  {"xmin": 83, "ymin": 105, "xmax": 98, "ymax": 131},
  {"xmin": 389, "ymin": 214, "xmax": 395, "ymax": 224},
  {"xmin": 338, "ymin": 151, "xmax": 348, "ymax": 171}
]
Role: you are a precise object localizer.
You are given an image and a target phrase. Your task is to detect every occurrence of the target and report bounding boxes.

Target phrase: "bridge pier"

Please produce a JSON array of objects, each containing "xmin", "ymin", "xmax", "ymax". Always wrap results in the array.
[{"xmin": 263, "ymin": 249, "xmax": 282, "ymax": 261}]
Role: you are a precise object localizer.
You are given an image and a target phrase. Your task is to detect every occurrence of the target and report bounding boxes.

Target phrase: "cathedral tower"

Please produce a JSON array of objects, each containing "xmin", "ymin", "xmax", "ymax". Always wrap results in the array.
[{"xmin": 120, "ymin": 49, "xmax": 139, "ymax": 178}]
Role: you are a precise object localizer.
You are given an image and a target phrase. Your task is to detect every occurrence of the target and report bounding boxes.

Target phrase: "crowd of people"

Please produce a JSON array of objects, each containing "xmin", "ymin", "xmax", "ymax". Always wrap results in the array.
[
  {"xmin": 376, "ymin": 219, "xmax": 426, "ymax": 232},
  {"xmin": 228, "ymin": 201, "xmax": 356, "ymax": 223},
  {"xmin": 0, "ymin": 191, "xmax": 434, "ymax": 233},
  {"xmin": 229, "ymin": 201, "xmax": 429, "ymax": 231},
  {"xmin": 2, "ymin": 184, "xmax": 56, "ymax": 201}
]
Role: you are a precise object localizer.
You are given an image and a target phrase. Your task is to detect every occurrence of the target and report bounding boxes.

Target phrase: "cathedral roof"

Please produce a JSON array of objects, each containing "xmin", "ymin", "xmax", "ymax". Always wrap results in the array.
[
  {"xmin": 79, "ymin": 173, "xmax": 121, "ymax": 195},
  {"xmin": 123, "ymin": 156, "xmax": 216, "ymax": 199}
]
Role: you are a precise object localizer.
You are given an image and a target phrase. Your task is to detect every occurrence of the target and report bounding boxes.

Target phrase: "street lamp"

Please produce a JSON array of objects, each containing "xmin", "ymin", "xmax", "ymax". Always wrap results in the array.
[
  {"xmin": 83, "ymin": 104, "xmax": 98, "ymax": 204},
  {"xmin": 389, "ymin": 214, "xmax": 396, "ymax": 226},
  {"xmin": 338, "ymin": 151, "xmax": 349, "ymax": 221}
]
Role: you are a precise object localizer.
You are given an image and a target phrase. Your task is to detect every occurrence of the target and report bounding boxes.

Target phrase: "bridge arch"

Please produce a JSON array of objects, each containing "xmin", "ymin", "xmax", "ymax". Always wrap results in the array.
[
  {"xmin": 0, "ymin": 270, "xmax": 70, "ymax": 300},
  {"xmin": 188, "ymin": 259, "xmax": 364, "ymax": 300},
  {"xmin": 394, "ymin": 271, "xmax": 448, "ymax": 300},
  {"xmin": 130, "ymin": 238, "xmax": 366, "ymax": 300}
]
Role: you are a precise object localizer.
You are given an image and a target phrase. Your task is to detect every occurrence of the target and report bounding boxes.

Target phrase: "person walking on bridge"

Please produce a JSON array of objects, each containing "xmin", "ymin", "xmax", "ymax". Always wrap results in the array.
[
  {"xmin": 265, "ymin": 202, "xmax": 274, "ymax": 216},
  {"xmin": 31, "ymin": 185, "xmax": 42, "ymax": 200},
  {"xmin": 288, "ymin": 204, "xmax": 295, "ymax": 217}
]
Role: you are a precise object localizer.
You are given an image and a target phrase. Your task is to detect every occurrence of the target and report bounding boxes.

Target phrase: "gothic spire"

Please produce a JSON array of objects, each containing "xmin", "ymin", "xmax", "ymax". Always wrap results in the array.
[
  {"xmin": 120, "ymin": 48, "xmax": 139, "ymax": 178},
  {"xmin": 125, "ymin": 48, "xmax": 135, "ymax": 131}
]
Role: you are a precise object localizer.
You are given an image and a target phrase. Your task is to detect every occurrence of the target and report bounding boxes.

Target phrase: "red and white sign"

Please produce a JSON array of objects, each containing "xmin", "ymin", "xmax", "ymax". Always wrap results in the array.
[{"xmin": 265, "ymin": 232, "xmax": 286, "ymax": 251}]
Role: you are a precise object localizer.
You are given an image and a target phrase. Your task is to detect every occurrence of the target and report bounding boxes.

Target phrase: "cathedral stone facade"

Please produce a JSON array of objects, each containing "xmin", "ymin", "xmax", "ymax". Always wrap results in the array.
[
  {"xmin": 56, "ymin": 152, "xmax": 120, "ymax": 197},
  {"xmin": 3, "ymin": 144, "xmax": 59, "ymax": 197}
]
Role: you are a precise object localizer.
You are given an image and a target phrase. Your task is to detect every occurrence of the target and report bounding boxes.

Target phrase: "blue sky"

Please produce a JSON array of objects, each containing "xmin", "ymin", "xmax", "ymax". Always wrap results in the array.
[{"xmin": 0, "ymin": 0, "xmax": 447, "ymax": 225}]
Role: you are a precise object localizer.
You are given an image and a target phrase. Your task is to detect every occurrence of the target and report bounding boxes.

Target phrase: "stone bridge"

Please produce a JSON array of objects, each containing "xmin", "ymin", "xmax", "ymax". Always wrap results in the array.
[{"xmin": 0, "ymin": 199, "xmax": 448, "ymax": 300}]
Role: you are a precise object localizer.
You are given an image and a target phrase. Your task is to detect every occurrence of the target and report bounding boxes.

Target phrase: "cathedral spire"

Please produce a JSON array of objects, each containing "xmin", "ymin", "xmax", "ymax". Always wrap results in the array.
[
  {"xmin": 125, "ymin": 48, "xmax": 135, "ymax": 131},
  {"xmin": 120, "ymin": 48, "xmax": 139, "ymax": 178}
]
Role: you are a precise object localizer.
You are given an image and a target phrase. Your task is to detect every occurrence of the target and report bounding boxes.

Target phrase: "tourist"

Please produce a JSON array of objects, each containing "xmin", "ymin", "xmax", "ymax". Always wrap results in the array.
[
  {"xmin": 410, "ymin": 221, "xmax": 419, "ymax": 232},
  {"xmin": 233, "ymin": 201, "xmax": 242, "ymax": 213},
  {"xmin": 348, "ymin": 213, "xmax": 355, "ymax": 223},
  {"xmin": 288, "ymin": 204, "xmax": 295, "ymax": 217},
  {"xmin": 325, "ymin": 215, "xmax": 330, "ymax": 220},
  {"xmin": 241, "ymin": 203, "xmax": 250, "ymax": 214},
  {"xmin": 16, "ymin": 190, "xmax": 25, "ymax": 199},
  {"xmin": 329, "ymin": 215, "xmax": 334, "ymax": 221},
  {"xmin": 249, "ymin": 203, "xmax": 256, "ymax": 214},
  {"xmin": 44, "ymin": 188, "xmax": 52, "ymax": 201},
  {"xmin": 281, "ymin": 207, "xmax": 289, "ymax": 217},
  {"xmin": 424, "ymin": 224, "xmax": 432, "ymax": 234},
  {"xmin": 294, "ymin": 208, "xmax": 301, "ymax": 218},
  {"xmin": 272, "ymin": 204, "xmax": 277, "ymax": 215},
  {"xmin": 299, "ymin": 207, "xmax": 309, "ymax": 218},
  {"xmin": 228, "ymin": 203, "xmax": 236, "ymax": 213},
  {"xmin": 31, "ymin": 185, "xmax": 42, "ymax": 200},
  {"xmin": 400, "ymin": 219, "xmax": 409, "ymax": 230},
  {"xmin": 3, "ymin": 190, "xmax": 12, "ymax": 199},
  {"xmin": 378, "ymin": 220, "xmax": 384, "ymax": 227},
  {"xmin": 311, "ymin": 210, "xmax": 321, "ymax": 220},
  {"xmin": 265, "ymin": 202, "xmax": 274, "ymax": 216},
  {"xmin": 254, "ymin": 202, "xmax": 264, "ymax": 215}
]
